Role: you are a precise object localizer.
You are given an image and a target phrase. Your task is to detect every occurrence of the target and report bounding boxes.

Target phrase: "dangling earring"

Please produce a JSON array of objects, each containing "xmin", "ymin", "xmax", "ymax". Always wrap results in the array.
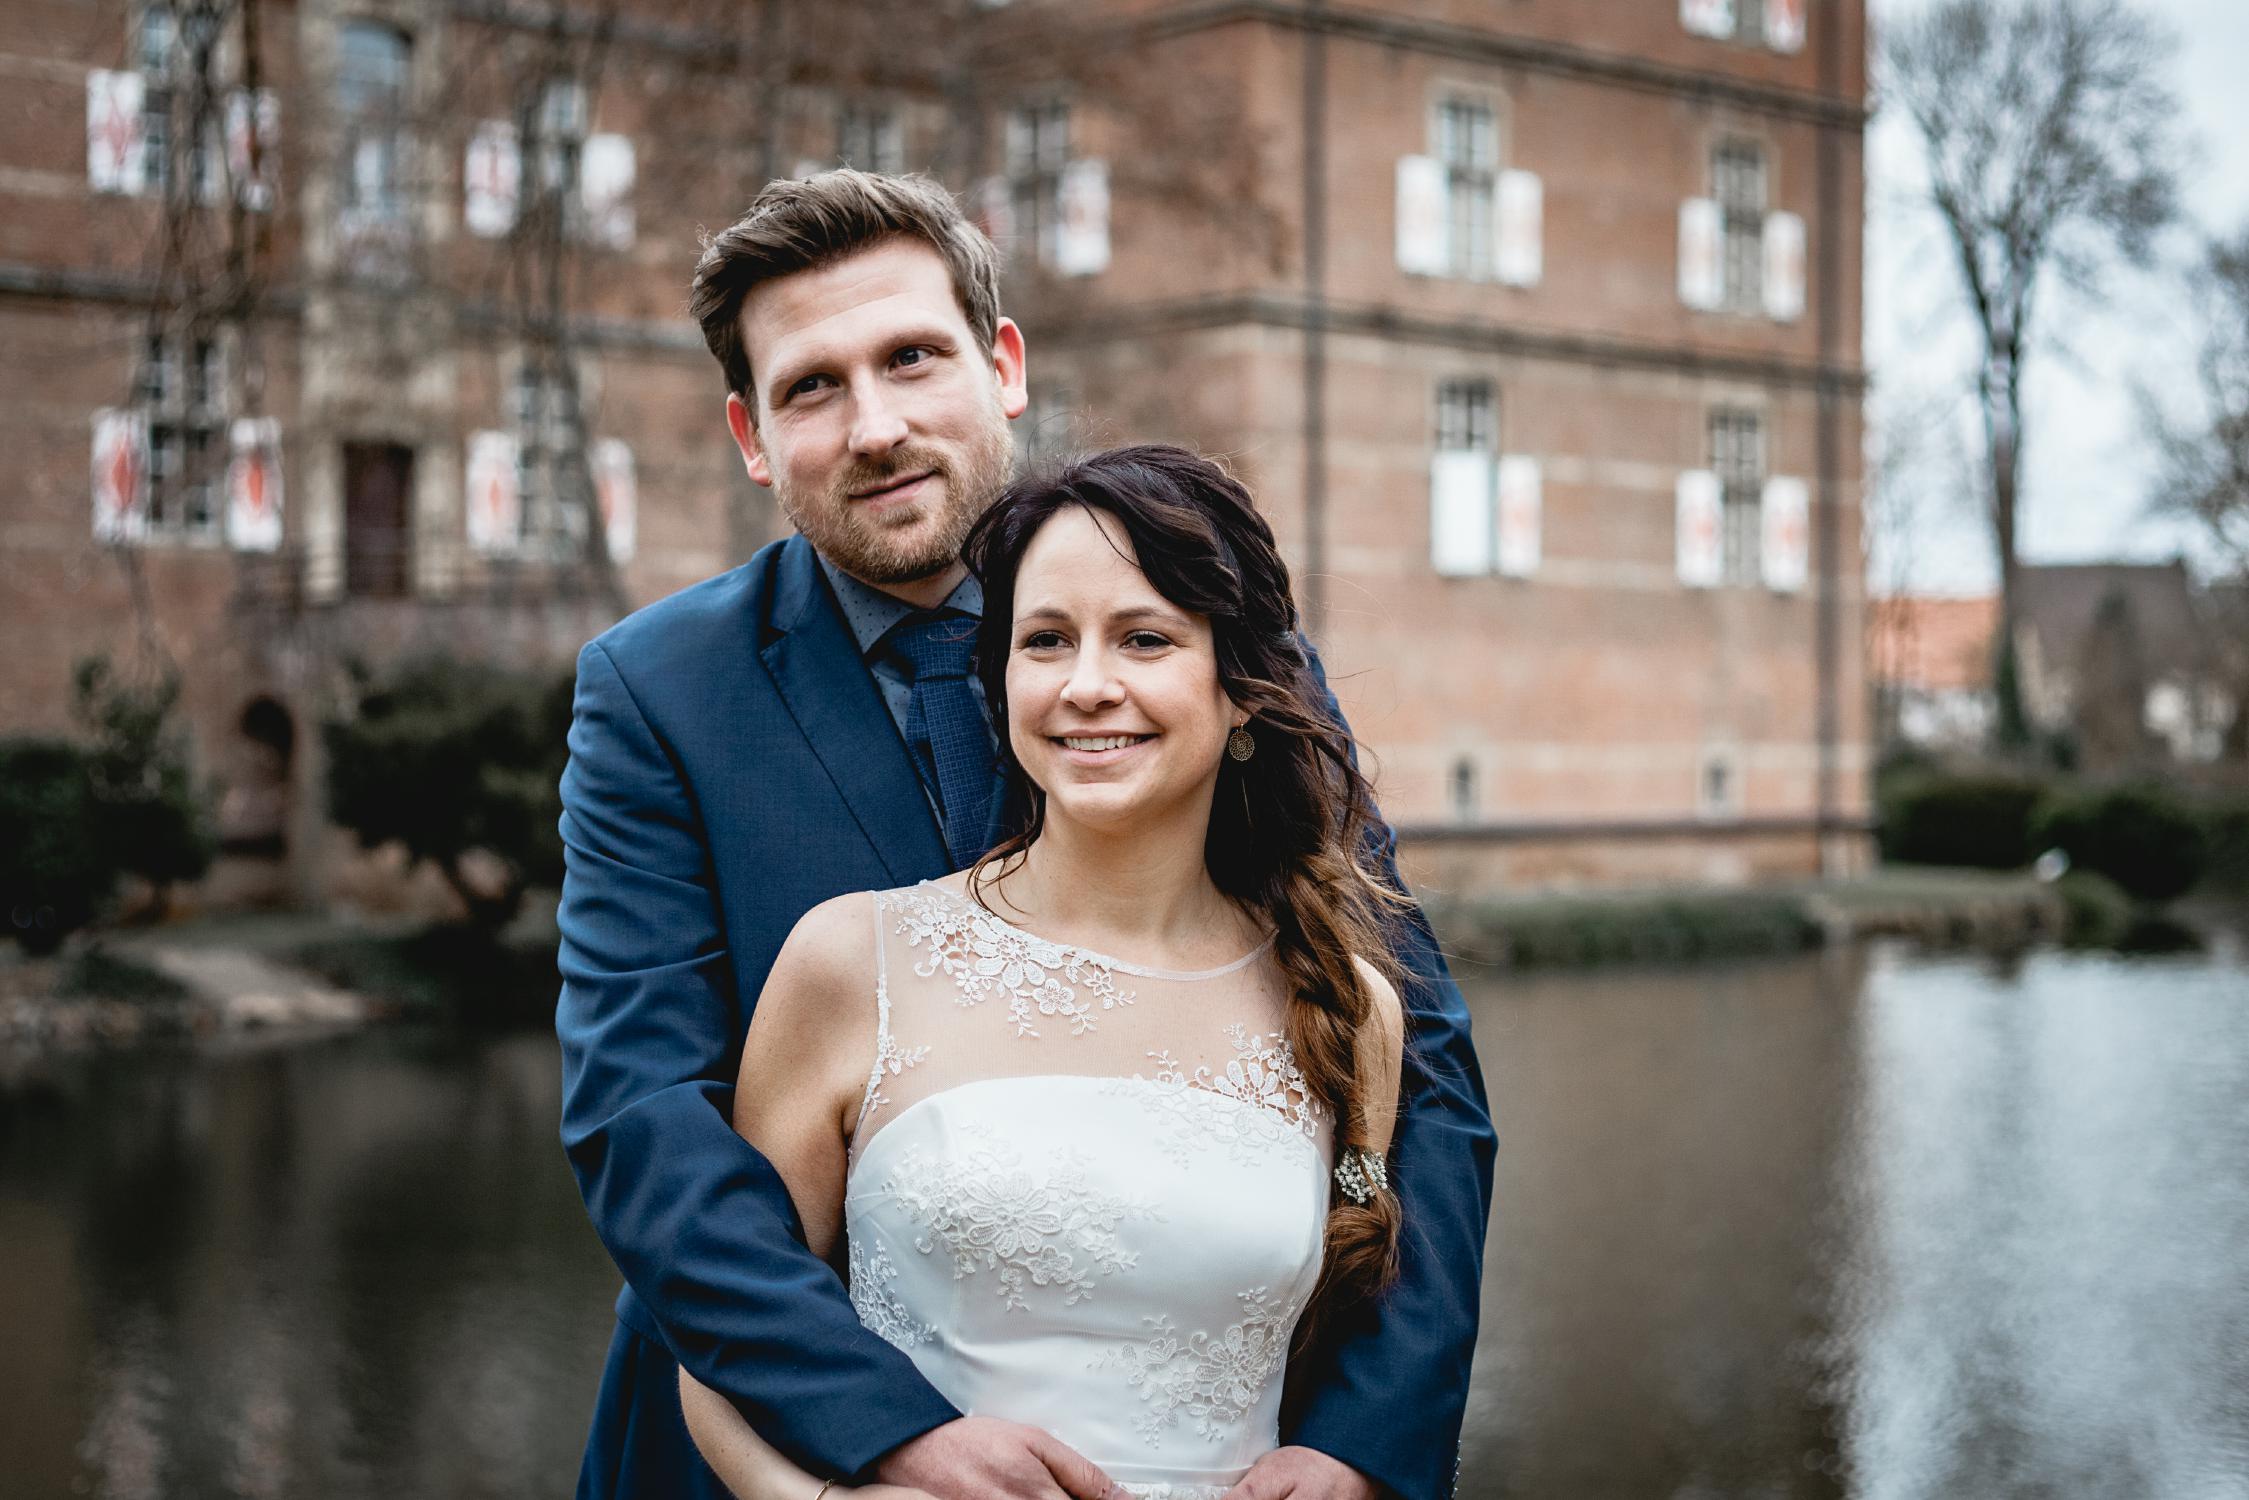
[{"xmin": 1227, "ymin": 724, "xmax": 1256, "ymax": 762}]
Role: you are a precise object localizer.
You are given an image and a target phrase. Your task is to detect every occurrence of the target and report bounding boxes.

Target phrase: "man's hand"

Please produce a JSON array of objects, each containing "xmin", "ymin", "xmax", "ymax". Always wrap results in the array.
[
  {"xmin": 1219, "ymin": 1447, "xmax": 1379, "ymax": 1500},
  {"xmin": 873, "ymin": 1416, "xmax": 1116, "ymax": 1500}
]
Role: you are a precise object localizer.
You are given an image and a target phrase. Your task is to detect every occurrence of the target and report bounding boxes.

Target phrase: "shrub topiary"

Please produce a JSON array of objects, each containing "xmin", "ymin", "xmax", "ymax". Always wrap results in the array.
[
  {"xmin": 2031, "ymin": 783, "xmax": 2209, "ymax": 904},
  {"xmin": 323, "ymin": 656, "xmax": 574, "ymax": 930},
  {"xmin": 1877, "ymin": 769, "xmax": 2051, "ymax": 870}
]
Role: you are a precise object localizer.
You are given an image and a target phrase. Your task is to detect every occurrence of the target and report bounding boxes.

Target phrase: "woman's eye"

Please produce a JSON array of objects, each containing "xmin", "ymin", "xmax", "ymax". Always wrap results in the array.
[
  {"xmin": 1020, "ymin": 630, "xmax": 1066, "ymax": 650},
  {"xmin": 1125, "ymin": 631, "xmax": 1172, "ymax": 650}
]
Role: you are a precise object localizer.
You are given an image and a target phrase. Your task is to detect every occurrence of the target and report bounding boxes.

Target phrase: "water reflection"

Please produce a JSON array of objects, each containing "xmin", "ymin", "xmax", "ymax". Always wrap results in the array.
[
  {"xmin": 2, "ymin": 944, "xmax": 2245, "ymax": 1498},
  {"xmin": 1456, "ymin": 949, "xmax": 1864, "ymax": 1499},
  {"xmin": 0, "ymin": 1031, "xmax": 620, "ymax": 1500},
  {"xmin": 1836, "ymin": 949, "xmax": 2249, "ymax": 1500}
]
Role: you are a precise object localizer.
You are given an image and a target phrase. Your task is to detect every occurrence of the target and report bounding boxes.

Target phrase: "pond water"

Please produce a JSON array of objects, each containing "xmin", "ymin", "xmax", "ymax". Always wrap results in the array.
[{"xmin": 2, "ymin": 941, "xmax": 2244, "ymax": 1499}]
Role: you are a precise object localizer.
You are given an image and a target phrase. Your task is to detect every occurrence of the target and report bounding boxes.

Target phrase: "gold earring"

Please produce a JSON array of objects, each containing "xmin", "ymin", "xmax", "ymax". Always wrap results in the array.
[{"xmin": 1227, "ymin": 725, "xmax": 1256, "ymax": 762}]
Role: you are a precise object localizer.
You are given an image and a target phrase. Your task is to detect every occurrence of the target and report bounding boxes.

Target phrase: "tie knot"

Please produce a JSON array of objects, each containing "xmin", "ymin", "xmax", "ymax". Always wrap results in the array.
[{"xmin": 890, "ymin": 612, "xmax": 979, "ymax": 683}]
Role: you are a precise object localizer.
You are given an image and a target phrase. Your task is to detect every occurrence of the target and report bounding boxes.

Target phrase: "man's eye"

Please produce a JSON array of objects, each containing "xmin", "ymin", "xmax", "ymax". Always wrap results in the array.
[
  {"xmin": 786, "ymin": 374, "xmax": 830, "ymax": 399},
  {"xmin": 894, "ymin": 346, "xmax": 932, "ymax": 368}
]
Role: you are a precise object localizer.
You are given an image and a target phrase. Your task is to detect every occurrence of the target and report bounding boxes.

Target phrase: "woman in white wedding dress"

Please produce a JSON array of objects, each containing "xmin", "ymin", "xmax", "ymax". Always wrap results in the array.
[{"xmin": 679, "ymin": 445, "xmax": 1408, "ymax": 1500}]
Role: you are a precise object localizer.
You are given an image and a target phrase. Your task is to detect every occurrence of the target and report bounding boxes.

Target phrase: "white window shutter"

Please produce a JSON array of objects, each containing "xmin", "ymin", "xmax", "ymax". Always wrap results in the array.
[
  {"xmin": 87, "ymin": 70, "xmax": 147, "ymax": 195},
  {"xmin": 1763, "ymin": 211, "xmax": 1806, "ymax": 322},
  {"xmin": 1761, "ymin": 477, "xmax": 1809, "ymax": 592},
  {"xmin": 225, "ymin": 418, "xmax": 284, "ymax": 553},
  {"xmin": 1495, "ymin": 169, "xmax": 1543, "ymax": 288},
  {"xmin": 580, "ymin": 133, "xmax": 635, "ymax": 249},
  {"xmin": 1676, "ymin": 470, "xmax": 1724, "ymax": 588},
  {"xmin": 91, "ymin": 408, "xmax": 149, "ymax": 541},
  {"xmin": 1395, "ymin": 154, "xmax": 1449, "ymax": 277},
  {"xmin": 594, "ymin": 438, "xmax": 637, "ymax": 565},
  {"xmin": 465, "ymin": 430, "xmax": 521, "ymax": 555},
  {"xmin": 1681, "ymin": 0, "xmax": 1736, "ymax": 39},
  {"xmin": 1766, "ymin": 0, "xmax": 1807, "ymax": 53},
  {"xmin": 1055, "ymin": 158, "xmax": 1111, "ymax": 277},
  {"xmin": 1431, "ymin": 451, "xmax": 1496, "ymax": 577},
  {"xmin": 225, "ymin": 89, "xmax": 279, "ymax": 211},
  {"xmin": 1496, "ymin": 455, "xmax": 1542, "ymax": 577},
  {"xmin": 1679, "ymin": 198, "xmax": 1723, "ymax": 311},
  {"xmin": 464, "ymin": 121, "xmax": 521, "ymax": 238}
]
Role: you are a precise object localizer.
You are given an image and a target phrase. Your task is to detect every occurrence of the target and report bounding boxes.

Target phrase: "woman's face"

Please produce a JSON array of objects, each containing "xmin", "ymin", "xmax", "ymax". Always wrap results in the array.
[{"xmin": 1005, "ymin": 504, "xmax": 1242, "ymax": 834}]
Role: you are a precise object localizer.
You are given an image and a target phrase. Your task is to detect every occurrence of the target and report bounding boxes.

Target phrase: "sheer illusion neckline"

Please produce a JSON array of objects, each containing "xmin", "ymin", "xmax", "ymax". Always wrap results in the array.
[{"xmin": 921, "ymin": 880, "xmax": 1275, "ymax": 981}]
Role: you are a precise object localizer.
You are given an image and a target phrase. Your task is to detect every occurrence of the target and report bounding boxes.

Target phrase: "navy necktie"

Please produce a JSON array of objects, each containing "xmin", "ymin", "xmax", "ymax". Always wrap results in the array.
[{"xmin": 891, "ymin": 612, "xmax": 997, "ymax": 868}]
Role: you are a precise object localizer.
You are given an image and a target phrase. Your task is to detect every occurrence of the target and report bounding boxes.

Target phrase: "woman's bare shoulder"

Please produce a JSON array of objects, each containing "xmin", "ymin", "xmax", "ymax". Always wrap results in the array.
[{"xmin": 748, "ymin": 891, "xmax": 881, "ymax": 1043}]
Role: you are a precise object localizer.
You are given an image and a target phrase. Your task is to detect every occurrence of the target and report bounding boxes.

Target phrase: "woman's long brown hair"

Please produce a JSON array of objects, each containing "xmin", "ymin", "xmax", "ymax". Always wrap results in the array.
[{"xmin": 961, "ymin": 444, "xmax": 1407, "ymax": 1347}]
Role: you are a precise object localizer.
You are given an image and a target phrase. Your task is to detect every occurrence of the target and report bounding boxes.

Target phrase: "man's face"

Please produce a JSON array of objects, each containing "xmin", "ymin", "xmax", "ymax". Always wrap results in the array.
[{"xmin": 725, "ymin": 238, "xmax": 1027, "ymax": 589}]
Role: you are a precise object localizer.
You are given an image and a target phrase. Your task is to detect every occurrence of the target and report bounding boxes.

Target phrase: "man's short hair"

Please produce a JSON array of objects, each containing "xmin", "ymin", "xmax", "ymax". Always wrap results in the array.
[{"xmin": 689, "ymin": 168, "xmax": 1002, "ymax": 412}]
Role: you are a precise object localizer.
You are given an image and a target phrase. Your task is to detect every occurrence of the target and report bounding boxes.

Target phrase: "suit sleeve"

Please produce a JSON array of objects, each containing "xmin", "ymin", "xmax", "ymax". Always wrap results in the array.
[
  {"xmin": 1279, "ymin": 644, "xmax": 1499, "ymax": 1500},
  {"xmin": 555, "ymin": 639, "xmax": 960, "ymax": 1477}
]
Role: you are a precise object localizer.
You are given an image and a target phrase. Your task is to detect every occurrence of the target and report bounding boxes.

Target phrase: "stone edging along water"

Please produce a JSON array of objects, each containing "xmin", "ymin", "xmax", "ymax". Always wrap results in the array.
[{"xmin": 1421, "ymin": 867, "xmax": 2073, "ymax": 971}]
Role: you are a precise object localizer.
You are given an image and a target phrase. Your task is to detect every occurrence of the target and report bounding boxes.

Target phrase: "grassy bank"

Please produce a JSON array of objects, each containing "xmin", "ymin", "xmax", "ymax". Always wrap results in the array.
[{"xmin": 1423, "ymin": 866, "xmax": 2073, "ymax": 972}]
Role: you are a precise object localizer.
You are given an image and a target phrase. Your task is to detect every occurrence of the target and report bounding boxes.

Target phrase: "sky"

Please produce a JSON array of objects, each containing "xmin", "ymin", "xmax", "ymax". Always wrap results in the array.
[{"xmin": 1864, "ymin": 0, "xmax": 2249, "ymax": 596}]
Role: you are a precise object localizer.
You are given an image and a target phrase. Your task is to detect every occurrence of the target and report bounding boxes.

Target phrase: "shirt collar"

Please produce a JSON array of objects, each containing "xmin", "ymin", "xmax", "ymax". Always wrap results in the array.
[{"xmin": 817, "ymin": 553, "xmax": 984, "ymax": 659}]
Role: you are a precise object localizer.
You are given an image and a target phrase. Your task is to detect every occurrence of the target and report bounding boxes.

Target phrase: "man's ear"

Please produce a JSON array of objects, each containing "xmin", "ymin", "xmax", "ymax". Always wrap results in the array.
[
  {"xmin": 992, "ymin": 317, "xmax": 1029, "ymax": 422},
  {"xmin": 725, "ymin": 392, "xmax": 773, "ymax": 488}
]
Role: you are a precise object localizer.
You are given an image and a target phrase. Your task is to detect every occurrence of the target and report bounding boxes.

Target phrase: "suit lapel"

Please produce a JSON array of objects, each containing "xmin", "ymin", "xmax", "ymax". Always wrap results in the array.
[{"xmin": 758, "ymin": 538, "xmax": 950, "ymax": 885}]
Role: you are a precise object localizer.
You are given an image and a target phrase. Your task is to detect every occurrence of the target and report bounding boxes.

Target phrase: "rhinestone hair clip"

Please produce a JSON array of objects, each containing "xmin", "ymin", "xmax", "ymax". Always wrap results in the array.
[{"xmin": 1333, "ymin": 1147, "xmax": 1389, "ymax": 1206}]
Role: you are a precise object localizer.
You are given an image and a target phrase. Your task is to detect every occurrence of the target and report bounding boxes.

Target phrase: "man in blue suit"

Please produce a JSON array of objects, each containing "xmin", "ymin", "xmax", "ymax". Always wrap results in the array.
[{"xmin": 558, "ymin": 169, "xmax": 1496, "ymax": 1500}]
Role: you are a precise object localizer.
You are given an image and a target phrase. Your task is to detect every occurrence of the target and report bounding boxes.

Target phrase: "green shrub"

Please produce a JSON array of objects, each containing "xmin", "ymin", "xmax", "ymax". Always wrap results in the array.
[
  {"xmin": 2054, "ymin": 869, "xmax": 2135, "ymax": 947},
  {"xmin": 1877, "ymin": 770, "xmax": 2050, "ymax": 870},
  {"xmin": 2031, "ymin": 783, "xmax": 2208, "ymax": 904},
  {"xmin": 324, "ymin": 656, "xmax": 574, "ymax": 929},
  {"xmin": 2203, "ymin": 796, "xmax": 2249, "ymax": 890},
  {"xmin": 0, "ymin": 739, "xmax": 115, "ymax": 953},
  {"xmin": 72, "ymin": 657, "xmax": 215, "ymax": 896}
]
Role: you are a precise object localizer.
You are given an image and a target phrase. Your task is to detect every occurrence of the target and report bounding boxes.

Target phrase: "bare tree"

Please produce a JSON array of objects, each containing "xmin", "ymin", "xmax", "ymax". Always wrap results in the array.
[
  {"xmin": 1882, "ymin": 0, "xmax": 2180, "ymax": 750},
  {"xmin": 2148, "ymin": 229, "xmax": 2249, "ymax": 759}
]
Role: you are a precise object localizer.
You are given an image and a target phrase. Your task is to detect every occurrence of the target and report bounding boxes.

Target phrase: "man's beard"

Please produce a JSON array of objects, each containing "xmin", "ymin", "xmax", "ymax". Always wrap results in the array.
[{"xmin": 775, "ymin": 406, "xmax": 1013, "ymax": 587}]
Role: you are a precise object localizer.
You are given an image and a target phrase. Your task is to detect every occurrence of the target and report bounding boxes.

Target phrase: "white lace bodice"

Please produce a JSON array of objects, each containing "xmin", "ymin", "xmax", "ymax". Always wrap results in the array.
[{"xmin": 844, "ymin": 882, "xmax": 1333, "ymax": 1499}]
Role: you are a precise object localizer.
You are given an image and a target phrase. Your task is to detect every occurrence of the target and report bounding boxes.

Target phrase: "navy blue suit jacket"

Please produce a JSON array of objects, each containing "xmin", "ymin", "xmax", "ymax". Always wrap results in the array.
[{"xmin": 558, "ymin": 534, "xmax": 1496, "ymax": 1499}]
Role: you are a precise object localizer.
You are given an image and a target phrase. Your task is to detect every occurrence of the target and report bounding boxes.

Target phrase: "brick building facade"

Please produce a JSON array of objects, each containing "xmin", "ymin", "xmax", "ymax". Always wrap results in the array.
[{"xmin": 1, "ymin": 0, "xmax": 1869, "ymax": 901}]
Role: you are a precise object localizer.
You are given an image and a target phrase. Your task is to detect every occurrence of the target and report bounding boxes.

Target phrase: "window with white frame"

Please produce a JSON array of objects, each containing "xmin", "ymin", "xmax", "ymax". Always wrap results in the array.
[
  {"xmin": 1708, "ymin": 407, "xmax": 1764, "ymax": 587},
  {"xmin": 838, "ymin": 102, "xmax": 904, "ymax": 174},
  {"xmin": 1697, "ymin": 746, "xmax": 1741, "ymax": 818},
  {"xmin": 512, "ymin": 358, "xmax": 587, "ymax": 554},
  {"xmin": 1436, "ymin": 98, "xmax": 1497, "ymax": 280},
  {"xmin": 1006, "ymin": 101, "xmax": 1069, "ymax": 269},
  {"xmin": 1429, "ymin": 378, "xmax": 1499, "ymax": 577},
  {"xmin": 1713, "ymin": 140, "xmax": 1767, "ymax": 314},
  {"xmin": 530, "ymin": 77, "xmax": 587, "ymax": 202},
  {"xmin": 1438, "ymin": 378, "xmax": 1497, "ymax": 454},
  {"xmin": 338, "ymin": 22, "xmax": 411, "ymax": 223},
  {"xmin": 136, "ymin": 328, "xmax": 226, "ymax": 539}
]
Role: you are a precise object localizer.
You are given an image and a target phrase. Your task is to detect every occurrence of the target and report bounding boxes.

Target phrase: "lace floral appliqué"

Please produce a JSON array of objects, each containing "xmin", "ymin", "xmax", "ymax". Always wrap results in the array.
[
  {"xmin": 888, "ymin": 886, "xmax": 1135, "ymax": 1038},
  {"xmin": 1096, "ymin": 1285, "xmax": 1306, "ymax": 1447},
  {"xmin": 876, "ymin": 1129, "xmax": 1161, "ymax": 1310},
  {"xmin": 849, "ymin": 1235, "xmax": 936, "ymax": 1351},
  {"xmin": 862, "ymin": 979, "xmax": 932, "ymax": 1118},
  {"xmin": 1121, "ymin": 1023, "xmax": 1326, "ymax": 1167}
]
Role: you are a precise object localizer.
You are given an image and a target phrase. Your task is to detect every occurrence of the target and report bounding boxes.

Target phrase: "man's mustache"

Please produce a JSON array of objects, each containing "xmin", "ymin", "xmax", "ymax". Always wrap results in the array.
[{"xmin": 837, "ymin": 449, "xmax": 952, "ymax": 500}]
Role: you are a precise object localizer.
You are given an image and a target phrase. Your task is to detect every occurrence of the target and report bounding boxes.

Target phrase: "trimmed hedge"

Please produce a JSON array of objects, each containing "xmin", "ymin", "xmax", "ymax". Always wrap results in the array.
[
  {"xmin": 2031, "ymin": 784, "xmax": 2209, "ymax": 904},
  {"xmin": 1876, "ymin": 770, "xmax": 2051, "ymax": 870}
]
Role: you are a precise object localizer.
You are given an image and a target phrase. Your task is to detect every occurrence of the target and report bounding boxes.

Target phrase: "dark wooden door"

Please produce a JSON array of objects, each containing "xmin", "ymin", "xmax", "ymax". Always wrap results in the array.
[{"xmin": 343, "ymin": 441, "xmax": 413, "ymax": 597}]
